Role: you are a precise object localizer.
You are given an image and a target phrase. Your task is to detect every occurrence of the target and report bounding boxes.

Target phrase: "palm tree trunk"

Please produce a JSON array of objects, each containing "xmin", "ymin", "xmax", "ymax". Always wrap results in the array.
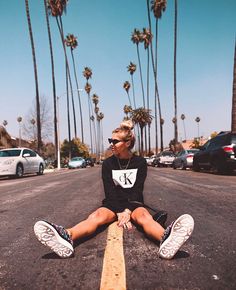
[
  {"xmin": 174, "ymin": 0, "xmax": 178, "ymax": 144},
  {"xmin": 147, "ymin": 46, "xmax": 151, "ymax": 154},
  {"xmin": 231, "ymin": 40, "xmax": 236, "ymax": 133},
  {"xmin": 140, "ymin": 126, "xmax": 144, "ymax": 156},
  {"xmin": 87, "ymin": 90, "xmax": 93, "ymax": 154},
  {"xmin": 131, "ymin": 74, "xmax": 136, "ymax": 109},
  {"xmin": 70, "ymin": 49, "xmax": 84, "ymax": 142},
  {"xmin": 146, "ymin": 0, "xmax": 163, "ymax": 152},
  {"xmin": 43, "ymin": 0, "xmax": 58, "ymax": 159},
  {"xmin": 25, "ymin": 0, "xmax": 42, "ymax": 152}
]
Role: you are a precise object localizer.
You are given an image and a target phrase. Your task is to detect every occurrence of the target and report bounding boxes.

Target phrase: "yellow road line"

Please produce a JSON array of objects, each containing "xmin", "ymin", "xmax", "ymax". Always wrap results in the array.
[{"xmin": 100, "ymin": 222, "xmax": 126, "ymax": 290}]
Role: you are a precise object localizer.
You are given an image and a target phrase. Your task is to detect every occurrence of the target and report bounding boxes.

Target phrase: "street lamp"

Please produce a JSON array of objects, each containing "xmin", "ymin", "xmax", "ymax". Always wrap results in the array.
[{"xmin": 17, "ymin": 116, "xmax": 22, "ymax": 147}]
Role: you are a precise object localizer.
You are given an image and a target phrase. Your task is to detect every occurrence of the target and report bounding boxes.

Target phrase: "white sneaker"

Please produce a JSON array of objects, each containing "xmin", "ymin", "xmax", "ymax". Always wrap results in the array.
[{"xmin": 158, "ymin": 214, "xmax": 194, "ymax": 259}]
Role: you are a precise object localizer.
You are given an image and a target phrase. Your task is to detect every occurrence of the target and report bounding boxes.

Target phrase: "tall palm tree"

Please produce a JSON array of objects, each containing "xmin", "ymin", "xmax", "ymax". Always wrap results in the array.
[
  {"xmin": 131, "ymin": 108, "xmax": 153, "ymax": 156},
  {"xmin": 173, "ymin": 0, "xmax": 178, "ymax": 145},
  {"xmin": 195, "ymin": 117, "xmax": 201, "ymax": 140},
  {"xmin": 123, "ymin": 105, "xmax": 133, "ymax": 119},
  {"xmin": 127, "ymin": 62, "xmax": 137, "ymax": 109},
  {"xmin": 131, "ymin": 29, "xmax": 146, "ymax": 109},
  {"xmin": 25, "ymin": 0, "xmax": 42, "ymax": 152},
  {"xmin": 65, "ymin": 33, "xmax": 84, "ymax": 143},
  {"xmin": 17, "ymin": 116, "xmax": 23, "ymax": 147},
  {"xmin": 231, "ymin": 40, "xmax": 236, "ymax": 133},
  {"xmin": 92, "ymin": 94, "xmax": 99, "ymax": 160},
  {"xmin": 83, "ymin": 67, "xmax": 95, "ymax": 153},
  {"xmin": 47, "ymin": 0, "xmax": 77, "ymax": 145},
  {"xmin": 97, "ymin": 112, "xmax": 104, "ymax": 160},
  {"xmin": 43, "ymin": 0, "xmax": 58, "ymax": 161},
  {"xmin": 180, "ymin": 114, "xmax": 187, "ymax": 141},
  {"xmin": 123, "ymin": 81, "xmax": 132, "ymax": 106},
  {"xmin": 142, "ymin": 27, "xmax": 153, "ymax": 154},
  {"xmin": 147, "ymin": 0, "xmax": 167, "ymax": 152}
]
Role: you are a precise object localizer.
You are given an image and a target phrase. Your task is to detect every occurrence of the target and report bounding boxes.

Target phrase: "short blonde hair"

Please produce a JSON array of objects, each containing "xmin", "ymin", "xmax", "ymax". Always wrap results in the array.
[{"xmin": 112, "ymin": 120, "xmax": 135, "ymax": 149}]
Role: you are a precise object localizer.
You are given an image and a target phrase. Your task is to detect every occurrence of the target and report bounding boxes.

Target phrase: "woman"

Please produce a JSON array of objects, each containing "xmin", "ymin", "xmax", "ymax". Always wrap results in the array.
[{"xmin": 34, "ymin": 120, "xmax": 194, "ymax": 259}]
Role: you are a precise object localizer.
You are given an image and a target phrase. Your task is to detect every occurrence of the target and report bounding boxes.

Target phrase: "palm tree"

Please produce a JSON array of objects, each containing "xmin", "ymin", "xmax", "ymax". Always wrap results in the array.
[
  {"xmin": 195, "ymin": 117, "xmax": 201, "ymax": 140},
  {"xmin": 231, "ymin": 40, "xmax": 236, "ymax": 133},
  {"xmin": 65, "ymin": 33, "xmax": 84, "ymax": 143},
  {"xmin": 47, "ymin": 0, "xmax": 77, "ymax": 146},
  {"xmin": 83, "ymin": 67, "xmax": 95, "ymax": 154},
  {"xmin": 173, "ymin": 0, "xmax": 178, "ymax": 145},
  {"xmin": 123, "ymin": 81, "xmax": 132, "ymax": 106},
  {"xmin": 127, "ymin": 62, "xmax": 137, "ymax": 109},
  {"xmin": 92, "ymin": 94, "xmax": 99, "ymax": 160},
  {"xmin": 131, "ymin": 29, "xmax": 146, "ymax": 109},
  {"xmin": 131, "ymin": 108, "xmax": 153, "ymax": 156},
  {"xmin": 180, "ymin": 114, "xmax": 187, "ymax": 141},
  {"xmin": 142, "ymin": 27, "xmax": 153, "ymax": 155},
  {"xmin": 43, "ymin": 0, "xmax": 58, "ymax": 162},
  {"xmin": 123, "ymin": 105, "xmax": 133, "ymax": 119},
  {"xmin": 97, "ymin": 112, "xmax": 104, "ymax": 161},
  {"xmin": 25, "ymin": 0, "xmax": 42, "ymax": 152},
  {"xmin": 147, "ymin": 0, "xmax": 167, "ymax": 152},
  {"xmin": 31, "ymin": 118, "xmax": 36, "ymax": 141}
]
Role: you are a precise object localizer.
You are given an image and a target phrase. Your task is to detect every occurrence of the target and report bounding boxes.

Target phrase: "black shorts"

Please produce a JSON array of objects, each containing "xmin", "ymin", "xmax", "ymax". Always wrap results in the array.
[{"xmin": 101, "ymin": 200, "xmax": 143, "ymax": 213}]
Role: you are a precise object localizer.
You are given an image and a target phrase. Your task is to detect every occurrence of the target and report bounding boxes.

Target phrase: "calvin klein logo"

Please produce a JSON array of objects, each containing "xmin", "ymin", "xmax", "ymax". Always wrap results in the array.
[{"xmin": 112, "ymin": 169, "xmax": 138, "ymax": 188}]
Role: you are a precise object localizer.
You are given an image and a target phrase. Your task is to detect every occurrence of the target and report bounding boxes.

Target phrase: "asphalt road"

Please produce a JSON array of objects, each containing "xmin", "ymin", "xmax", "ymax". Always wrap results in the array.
[{"xmin": 0, "ymin": 166, "xmax": 235, "ymax": 290}]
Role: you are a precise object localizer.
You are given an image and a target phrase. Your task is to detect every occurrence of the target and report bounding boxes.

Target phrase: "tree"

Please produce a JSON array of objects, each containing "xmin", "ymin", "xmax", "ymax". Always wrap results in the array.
[
  {"xmin": 131, "ymin": 107, "xmax": 153, "ymax": 156},
  {"xmin": 17, "ymin": 116, "xmax": 23, "ymax": 147},
  {"xmin": 231, "ymin": 40, "xmax": 236, "ymax": 133},
  {"xmin": 65, "ymin": 33, "xmax": 84, "ymax": 142},
  {"xmin": 123, "ymin": 105, "xmax": 133, "ymax": 119},
  {"xmin": 61, "ymin": 138, "xmax": 89, "ymax": 159},
  {"xmin": 173, "ymin": 0, "xmax": 178, "ymax": 145},
  {"xmin": 3, "ymin": 120, "xmax": 8, "ymax": 127},
  {"xmin": 131, "ymin": 29, "xmax": 145, "ymax": 108},
  {"xmin": 123, "ymin": 81, "xmax": 132, "ymax": 106},
  {"xmin": 147, "ymin": 0, "xmax": 167, "ymax": 152},
  {"xmin": 43, "ymin": 0, "xmax": 58, "ymax": 161},
  {"xmin": 47, "ymin": 0, "xmax": 77, "ymax": 145},
  {"xmin": 25, "ymin": 0, "xmax": 42, "ymax": 152},
  {"xmin": 127, "ymin": 62, "xmax": 137, "ymax": 109},
  {"xmin": 83, "ymin": 67, "xmax": 96, "ymax": 154}
]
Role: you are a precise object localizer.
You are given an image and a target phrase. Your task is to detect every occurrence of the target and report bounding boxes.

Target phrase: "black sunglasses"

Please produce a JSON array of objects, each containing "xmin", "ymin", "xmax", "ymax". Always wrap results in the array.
[{"xmin": 108, "ymin": 138, "xmax": 123, "ymax": 145}]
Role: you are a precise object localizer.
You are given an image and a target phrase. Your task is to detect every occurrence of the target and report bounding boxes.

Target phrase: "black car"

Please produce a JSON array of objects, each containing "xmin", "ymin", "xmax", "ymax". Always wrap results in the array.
[
  {"xmin": 192, "ymin": 131, "xmax": 236, "ymax": 174},
  {"xmin": 85, "ymin": 157, "xmax": 95, "ymax": 167}
]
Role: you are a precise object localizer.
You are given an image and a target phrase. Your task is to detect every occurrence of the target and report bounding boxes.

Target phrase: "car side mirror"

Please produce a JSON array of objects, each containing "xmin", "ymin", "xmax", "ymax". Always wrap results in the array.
[{"xmin": 23, "ymin": 153, "xmax": 30, "ymax": 157}]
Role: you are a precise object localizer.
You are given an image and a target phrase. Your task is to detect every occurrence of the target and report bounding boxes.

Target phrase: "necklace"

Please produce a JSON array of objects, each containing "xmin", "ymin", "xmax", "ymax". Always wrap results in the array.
[{"xmin": 116, "ymin": 156, "xmax": 131, "ymax": 170}]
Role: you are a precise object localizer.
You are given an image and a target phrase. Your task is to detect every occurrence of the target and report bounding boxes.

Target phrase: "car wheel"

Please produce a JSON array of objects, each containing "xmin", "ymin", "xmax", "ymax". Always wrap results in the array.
[
  {"xmin": 37, "ymin": 164, "xmax": 44, "ymax": 175},
  {"xmin": 173, "ymin": 163, "xmax": 177, "ymax": 169},
  {"xmin": 16, "ymin": 164, "xmax": 24, "ymax": 178},
  {"xmin": 180, "ymin": 162, "xmax": 186, "ymax": 170},
  {"xmin": 192, "ymin": 160, "xmax": 200, "ymax": 172}
]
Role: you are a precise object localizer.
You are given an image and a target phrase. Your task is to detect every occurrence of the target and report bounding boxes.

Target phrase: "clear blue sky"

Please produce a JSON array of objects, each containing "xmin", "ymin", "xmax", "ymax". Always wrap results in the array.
[{"xmin": 0, "ymin": 0, "xmax": 235, "ymax": 149}]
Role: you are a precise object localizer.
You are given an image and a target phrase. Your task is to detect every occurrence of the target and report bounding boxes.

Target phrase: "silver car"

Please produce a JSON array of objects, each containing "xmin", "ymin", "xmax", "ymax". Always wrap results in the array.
[
  {"xmin": 173, "ymin": 149, "xmax": 199, "ymax": 170},
  {"xmin": 0, "ymin": 148, "xmax": 45, "ymax": 177}
]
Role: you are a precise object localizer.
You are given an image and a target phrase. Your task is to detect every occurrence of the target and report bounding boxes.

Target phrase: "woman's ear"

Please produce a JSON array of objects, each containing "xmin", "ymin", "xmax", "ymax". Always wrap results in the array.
[{"xmin": 125, "ymin": 140, "xmax": 131, "ymax": 148}]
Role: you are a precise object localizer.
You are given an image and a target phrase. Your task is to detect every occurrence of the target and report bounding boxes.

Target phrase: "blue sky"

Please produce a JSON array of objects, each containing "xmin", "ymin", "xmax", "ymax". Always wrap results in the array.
[{"xmin": 0, "ymin": 0, "xmax": 235, "ymax": 150}]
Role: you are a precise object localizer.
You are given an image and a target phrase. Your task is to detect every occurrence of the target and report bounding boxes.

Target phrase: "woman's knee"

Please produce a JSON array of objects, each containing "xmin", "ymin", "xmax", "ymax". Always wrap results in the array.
[
  {"xmin": 87, "ymin": 207, "xmax": 116, "ymax": 225},
  {"xmin": 131, "ymin": 207, "xmax": 153, "ymax": 226}
]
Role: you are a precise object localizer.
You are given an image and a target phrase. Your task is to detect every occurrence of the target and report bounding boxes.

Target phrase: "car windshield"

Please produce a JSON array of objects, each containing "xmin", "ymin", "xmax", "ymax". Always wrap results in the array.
[
  {"xmin": 0, "ymin": 149, "xmax": 21, "ymax": 157},
  {"xmin": 71, "ymin": 157, "xmax": 82, "ymax": 161}
]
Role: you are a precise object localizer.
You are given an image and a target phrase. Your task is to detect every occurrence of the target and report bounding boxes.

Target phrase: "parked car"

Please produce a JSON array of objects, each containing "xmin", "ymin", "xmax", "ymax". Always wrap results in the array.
[
  {"xmin": 152, "ymin": 151, "xmax": 175, "ymax": 167},
  {"xmin": 68, "ymin": 157, "xmax": 86, "ymax": 169},
  {"xmin": 192, "ymin": 131, "xmax": 236, "ymax": 174},
  {"xmin": 85, "ymin": 157, "xmax": 95, "ymax": 167},
  {"xmin": 144, "ymin": 155, "xmax": 157, "ymax": 166},
  {"xmin": 0, "ymin": 148, "xmax": 45, "ymax": 178},
  {"xmin": 173, "ymin": 149, "xmax": 199, "ymax": 170}
]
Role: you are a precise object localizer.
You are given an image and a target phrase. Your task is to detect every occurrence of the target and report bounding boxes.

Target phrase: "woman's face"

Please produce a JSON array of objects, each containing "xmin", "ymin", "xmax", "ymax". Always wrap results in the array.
[{"xmin": 109, "ymin": 132, "xmax": 129, "ymax": 157}]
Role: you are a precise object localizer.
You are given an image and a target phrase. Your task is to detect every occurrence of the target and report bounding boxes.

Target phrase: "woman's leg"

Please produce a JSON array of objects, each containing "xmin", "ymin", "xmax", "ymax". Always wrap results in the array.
[
  {"xmin": 67, "ymin": 207, "xmax": 116, "ymax": 241},
  {"xmin": 131, "ymin": 207, "xmax": 165, "ymax": 241}
]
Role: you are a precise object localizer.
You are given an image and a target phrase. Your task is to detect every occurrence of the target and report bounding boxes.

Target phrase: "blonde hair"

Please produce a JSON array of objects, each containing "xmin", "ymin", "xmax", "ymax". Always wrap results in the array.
[{"xmin": 112, "ymin": 120, "xmax": 135, "ymax": 149}]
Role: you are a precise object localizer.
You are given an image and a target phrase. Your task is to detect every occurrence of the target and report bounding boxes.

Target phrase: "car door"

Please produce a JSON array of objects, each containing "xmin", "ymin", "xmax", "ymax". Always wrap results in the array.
[
  {"xmin": 28, "ymin": 149, "xmax": 38, "ymax": 172},
  {"xmin": 22, "ymin": 149, "xmax": 32, "ymax": 173}
]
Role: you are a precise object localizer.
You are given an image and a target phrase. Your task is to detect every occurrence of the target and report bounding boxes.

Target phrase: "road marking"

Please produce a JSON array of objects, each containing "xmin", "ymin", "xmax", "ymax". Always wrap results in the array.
[{"xmin": 100, "ymin": 222, "xmax": 126, "ymax": 290}]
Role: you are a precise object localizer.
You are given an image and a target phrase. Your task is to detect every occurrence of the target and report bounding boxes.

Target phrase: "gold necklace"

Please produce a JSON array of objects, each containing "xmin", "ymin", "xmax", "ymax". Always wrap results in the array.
[{"xmin": 116, "ymin": 157, "xmax": 131, "ymax": 170}]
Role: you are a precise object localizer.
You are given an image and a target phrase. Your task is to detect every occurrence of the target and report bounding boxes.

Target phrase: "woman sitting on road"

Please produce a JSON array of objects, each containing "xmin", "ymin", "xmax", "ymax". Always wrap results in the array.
[{"xmin": 34, "ymin": 120, "xmax": 194, "ymax": 259}]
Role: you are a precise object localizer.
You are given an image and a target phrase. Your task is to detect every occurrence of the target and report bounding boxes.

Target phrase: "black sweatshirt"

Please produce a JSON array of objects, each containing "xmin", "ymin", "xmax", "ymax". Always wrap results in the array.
[{"xmin": 101, "ymin": 154, "xmax": 147, "ymax": 213}]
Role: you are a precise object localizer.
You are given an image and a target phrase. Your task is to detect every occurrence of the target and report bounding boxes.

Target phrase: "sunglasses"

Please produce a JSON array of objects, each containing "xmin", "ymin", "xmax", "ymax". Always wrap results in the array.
[{"xmin": 108, "ymin": 138, "xmax": 123, "ymax": 145}]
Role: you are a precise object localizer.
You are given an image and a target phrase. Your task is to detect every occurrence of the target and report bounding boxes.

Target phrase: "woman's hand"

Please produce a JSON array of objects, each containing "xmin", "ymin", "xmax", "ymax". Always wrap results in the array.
[{"xmin": 117, "ymin": 209, "xmax": 132, "ymax": 230}]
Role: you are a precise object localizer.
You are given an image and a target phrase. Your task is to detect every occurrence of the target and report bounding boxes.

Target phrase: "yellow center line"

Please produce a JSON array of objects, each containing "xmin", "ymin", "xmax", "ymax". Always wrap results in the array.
[{"xmin": 100, "ymin": 222, "xmax": 126, "ymax": 290}]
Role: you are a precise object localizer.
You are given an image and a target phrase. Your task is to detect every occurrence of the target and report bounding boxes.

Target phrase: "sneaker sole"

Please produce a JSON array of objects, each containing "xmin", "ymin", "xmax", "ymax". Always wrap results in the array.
[
  {"xmin": 34, "ymin": 221, "xmax": 74, "ymax": 258},
  {"xmin": 158, "ymin": 214, "xmax": 194, "ymax": 259}
]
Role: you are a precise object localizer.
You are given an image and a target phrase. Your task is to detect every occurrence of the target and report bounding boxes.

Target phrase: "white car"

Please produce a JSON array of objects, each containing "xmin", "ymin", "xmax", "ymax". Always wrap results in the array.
[{"xmin": 0, "ymin": 148, "xmax": 45, "ymax": 178}]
